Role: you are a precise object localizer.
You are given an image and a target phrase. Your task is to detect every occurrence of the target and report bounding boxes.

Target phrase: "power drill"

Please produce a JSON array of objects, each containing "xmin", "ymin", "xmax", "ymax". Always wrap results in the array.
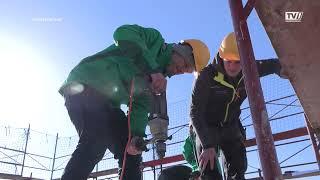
[
  {"xmin": 148, "ymin": 91, "xmax": 169, "ymax": 159},
  {"xmin": 132, "ymin": 76, "xmax": 170, "ymax": 158}
]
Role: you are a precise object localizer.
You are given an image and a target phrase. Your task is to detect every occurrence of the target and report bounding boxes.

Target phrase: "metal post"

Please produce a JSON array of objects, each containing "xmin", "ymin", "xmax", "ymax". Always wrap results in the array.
[
  {"xmin": 228, "ymin": 0, "xmax": 282, "ymax": 179},
  {"xmin": 95, "ymin": 160, "xmax": 99, "ymax": 179},
  {"xmin": 141, "ymin": 157, "xmax": 144, "ymax": 180},
  {"xmin": 50, "ymin": 133, "xmax": 59, "ymax": 180},
  {"xmin": 305, "ymin": 115, "xmax": 320, "ymax": 169},
  {"xmin": 21, "ymin": 124, "xmax": 30, "ymax": 176},
  {"xmin": 152, "ymin": 143, "xmax": 156, "ymax": 180},
  {"xmin": 95, "ymin": 162, "xmax": 98, "ymax": 180},
  {"xmin": 258, "ymin": 169, "xmax": 262, "ymax": 178}
]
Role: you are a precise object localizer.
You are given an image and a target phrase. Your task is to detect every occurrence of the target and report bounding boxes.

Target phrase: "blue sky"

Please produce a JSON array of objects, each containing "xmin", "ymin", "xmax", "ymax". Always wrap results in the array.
[
  {"xmin": 0, "ymin": 0, "xmax": 318, "ymax": 179},
  {"xmin": 0, "ymin": 0, "xmax": 236, "ymax": 135},
  {"xmin": 0, "ymin": 0, "xmax": 276, "ymax": 135}
]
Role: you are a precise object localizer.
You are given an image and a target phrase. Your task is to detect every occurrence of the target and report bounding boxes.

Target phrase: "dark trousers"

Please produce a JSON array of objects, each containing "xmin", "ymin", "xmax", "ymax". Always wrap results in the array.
[
  {"xmin": 61, "ymin": 86, "xmax": 142, "ymax": 180},
  {"xmin": 196, "ymin": 138, "xmax": 247, "ymax": 180},
  {"xmin": 195, "ymin": 140, "xmax": 223, "ymax": 180},
  {"xmin": 157, "ymin": 165, "xmax": 192, "ymax": 180},
  {"xmin": 221, "ymin": 140, "xmax": 247, "ymax": 180}
]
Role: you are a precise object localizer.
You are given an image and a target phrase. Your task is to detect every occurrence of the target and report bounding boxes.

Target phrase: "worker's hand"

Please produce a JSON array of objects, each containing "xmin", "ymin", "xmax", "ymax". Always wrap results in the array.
[
  {"xmin": 150, "ymin": 73, "xmax": 167, "ymax": 94},
  {"xmin": 126, "ymin": 137, "xmax": 143, "ymax": 155},
  {"xmin": 190, "ymin": 171, "xmax": 201, "ymax": 180},
  {"xmin": 199, "ymin": 147, "xmax": 216, "ymax": 173}
]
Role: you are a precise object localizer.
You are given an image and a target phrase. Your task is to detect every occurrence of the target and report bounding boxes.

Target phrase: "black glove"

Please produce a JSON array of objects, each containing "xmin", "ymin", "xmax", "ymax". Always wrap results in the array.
[
  {"xmin": 131, "ymin": 136, "xmax": 148, "ymax": 152},
  {"xmin": 189, "ymin": 171, "xmax": 200, "ymax": 180}
]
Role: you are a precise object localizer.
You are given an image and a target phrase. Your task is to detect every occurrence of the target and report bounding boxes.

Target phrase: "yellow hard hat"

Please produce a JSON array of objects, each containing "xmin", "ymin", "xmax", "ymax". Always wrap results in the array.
[
  {"xmin": 182, "ymin": 39, "xmax": 210, "ymax": 72},
  {"xmin": 218, "ymin": 32, "xmax": 240, "ymax": 61}
]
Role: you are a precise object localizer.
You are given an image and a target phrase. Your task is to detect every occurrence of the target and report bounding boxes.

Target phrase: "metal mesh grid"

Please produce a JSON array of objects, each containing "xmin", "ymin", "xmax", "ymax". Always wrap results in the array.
[{"xmin": 0, "ymin": 76, "xmax": 317, "ymax": 179}]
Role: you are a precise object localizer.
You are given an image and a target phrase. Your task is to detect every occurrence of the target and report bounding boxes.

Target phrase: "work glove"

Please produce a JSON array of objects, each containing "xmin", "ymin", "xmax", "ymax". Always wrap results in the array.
[
  {"xmin": 150, "ymin": 73, "xmax": 167, "ymax": 94},
  {"xmin": 127, "ymin": 136, "xmax": 145, "ymax": 155}
]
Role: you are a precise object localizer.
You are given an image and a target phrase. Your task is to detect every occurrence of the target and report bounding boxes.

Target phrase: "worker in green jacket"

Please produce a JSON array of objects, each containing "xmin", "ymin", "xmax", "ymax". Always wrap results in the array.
[
  {"xmin": 183, "ymin": 124, "xmax": 222, "ymax": 180},
  {"xmin": 59, "ymin": 24, "xmax": 210, "ymax": 180}
]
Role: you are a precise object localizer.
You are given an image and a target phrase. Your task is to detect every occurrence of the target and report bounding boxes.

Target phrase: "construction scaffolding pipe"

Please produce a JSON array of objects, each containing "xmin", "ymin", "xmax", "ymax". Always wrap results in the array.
[
  {"xmin": 21, "ymin": 124, "xmax": 30, "ymax": 176},
  {"xmin": 50, "ymin": 133, "xmax": 59, "ymax": 180},
  {"xmin": 228, "ymin": 0, "xmax": 282, "ymax": 179},
  {"xmin": 305, "ymin": 115, "xmax": 320, "ymax": 169}
]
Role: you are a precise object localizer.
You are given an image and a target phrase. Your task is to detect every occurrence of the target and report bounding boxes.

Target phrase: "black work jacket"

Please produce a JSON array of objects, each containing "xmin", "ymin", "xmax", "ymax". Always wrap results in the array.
[{"xmin": 190, "ymin": 55, "xmax": 281, "ymax": 149}]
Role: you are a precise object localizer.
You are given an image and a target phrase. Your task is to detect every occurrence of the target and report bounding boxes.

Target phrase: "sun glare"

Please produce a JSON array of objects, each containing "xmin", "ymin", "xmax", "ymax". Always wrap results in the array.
[{"xmin": 0, "ymin": 35, "xmax": 52, "ymax": 127}]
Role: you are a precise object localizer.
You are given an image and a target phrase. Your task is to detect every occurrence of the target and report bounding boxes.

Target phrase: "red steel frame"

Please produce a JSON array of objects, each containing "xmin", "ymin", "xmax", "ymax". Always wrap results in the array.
[
  {"xmin": 142, "ymin": 127, "xmax": 308, "ymax": 168},
  {"xmin": 227, "ymin": 0, "xmax": 320, "ymax": 178},
  {"xmin": 305, "ymin": 115, "xmax": 320, "ymax": 169},
  {"xmin": 86, "ymin": 127, "xmax": 311, "ymax": 179},
  {"xmin": 228, "ymin": 0, "xmax": 282, "ymax": 179}
]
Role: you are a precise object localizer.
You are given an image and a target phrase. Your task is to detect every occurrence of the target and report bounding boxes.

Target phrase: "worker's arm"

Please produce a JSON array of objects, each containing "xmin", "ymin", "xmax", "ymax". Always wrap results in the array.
[
  {"xmin": 129, "ymin": 92, "xmax": 151, "ymax": 137},
  {"xmin": 256, "ymin": 58, "xmax": 282, "ymax": 77},
  {"xmin": 183, "ymin": 136, "xmax": 198, "ymax": 171},
  {"xmin": 113, "ymin": 24, "xmax": 164, "ymax": 73},
  {"xmin": 190, "ymin": 66, "xmax": 218, "ymax": 149}
]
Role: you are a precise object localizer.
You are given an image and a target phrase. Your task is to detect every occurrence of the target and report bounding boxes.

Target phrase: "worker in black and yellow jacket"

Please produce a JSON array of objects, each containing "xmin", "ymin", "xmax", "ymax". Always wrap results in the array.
[{"xmin": 190, "ymin": 32, "xmax": 285, "ymax": 180}]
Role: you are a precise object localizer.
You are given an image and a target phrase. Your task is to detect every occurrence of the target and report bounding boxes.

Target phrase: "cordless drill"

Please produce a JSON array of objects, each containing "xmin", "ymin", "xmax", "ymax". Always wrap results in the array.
[
  {"xmin": 148, "ymin": 91, "xmax": 169, "ymax": 159},
  {"xmin": 132, "ymin": 76, "xmax": 170, "ymax": 159}
]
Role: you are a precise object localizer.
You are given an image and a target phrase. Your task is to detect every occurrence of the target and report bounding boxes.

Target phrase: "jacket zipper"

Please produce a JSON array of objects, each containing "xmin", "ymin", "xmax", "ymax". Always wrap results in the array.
[
  {"xmin": 223, "ymin": 76, "xmax": 243, "ymax": 123},
  {"xmin": 214, "ymin": 72, "xmax": 243, "ymax": 126}
]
